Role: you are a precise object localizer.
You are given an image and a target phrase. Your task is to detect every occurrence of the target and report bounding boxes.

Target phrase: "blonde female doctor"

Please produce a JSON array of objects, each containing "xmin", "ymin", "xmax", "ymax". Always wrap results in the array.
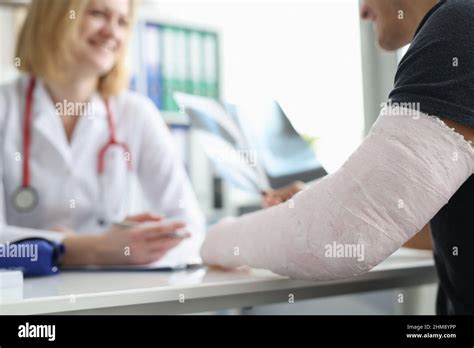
[{"xmin": 0, "ymin": 0, "xmax": 205, "ymax": 266}]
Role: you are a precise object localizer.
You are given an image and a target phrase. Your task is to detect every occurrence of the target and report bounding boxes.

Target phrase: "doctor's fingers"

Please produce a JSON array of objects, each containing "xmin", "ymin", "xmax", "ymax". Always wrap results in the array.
[
  {"xmin": 134, "ymin": 221, "xmax": 187, "ymax": 240},
  {"xmin": 125, "ymin": 212, "xmax": 164, "ymax": 223}
]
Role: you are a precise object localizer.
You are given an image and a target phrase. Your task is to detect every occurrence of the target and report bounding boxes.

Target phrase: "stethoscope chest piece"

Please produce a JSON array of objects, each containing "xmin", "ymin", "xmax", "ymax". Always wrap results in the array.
[{"xmin": 12, "ymin": 186, "xmax": 39, "ymax": 213}]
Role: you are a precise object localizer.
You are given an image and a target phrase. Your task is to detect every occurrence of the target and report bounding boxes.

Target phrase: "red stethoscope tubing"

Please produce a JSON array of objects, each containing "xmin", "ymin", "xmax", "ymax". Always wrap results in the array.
[
  {"xmin": 98, "ymin": 98, "xmax": 132, "ymax": 175},
  {"xmin": 22, "ymin": 77, "xmax": 132, "ymax": 190},
  {"xmin": 22, "ymin": 78, "xmax": 36, "ymax": 188}
]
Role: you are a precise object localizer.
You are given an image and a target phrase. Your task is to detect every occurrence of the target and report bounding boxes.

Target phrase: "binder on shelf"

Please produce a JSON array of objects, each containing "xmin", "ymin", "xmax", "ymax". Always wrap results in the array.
[
  {"xmin": 173, "ymin": 28, "xmax": 189, "ymax": 111},
  {"xmin": 129, "ymin": 22, "xmax": 144, "ymax": 93},
  {"xmin": 183, "ymin": 29, "xmax": 193, "ymax": 94},
  {"xmin": 161, "ymin": 26, "xmax": 176, "ymax": 111},
  {"xmin": 189, "ymin": 31, "xmax": 204, "ymax": 97},
  {"xmin": 130, "ymin": 21, "xmax": 220, "ymax": 113},
  {"xmin": 145, "ymin": 23, "xmax": 163, "ymax": 109},
  {"xmin": 203, "ymin": 33, "xmax": 219, "ymax": 98}
]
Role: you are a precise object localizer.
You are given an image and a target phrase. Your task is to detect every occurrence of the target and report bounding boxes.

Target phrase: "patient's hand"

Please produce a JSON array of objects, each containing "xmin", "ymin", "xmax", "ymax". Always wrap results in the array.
[{"xmin": 262, "ymin": 181, "xmax": 306, "ymax": 208}]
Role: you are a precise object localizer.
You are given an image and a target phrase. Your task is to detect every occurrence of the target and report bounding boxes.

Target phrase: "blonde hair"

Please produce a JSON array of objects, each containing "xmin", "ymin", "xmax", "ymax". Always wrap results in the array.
[{"xmin": 16, "ymin": 0, "xmax": 136, "ymax": 97}]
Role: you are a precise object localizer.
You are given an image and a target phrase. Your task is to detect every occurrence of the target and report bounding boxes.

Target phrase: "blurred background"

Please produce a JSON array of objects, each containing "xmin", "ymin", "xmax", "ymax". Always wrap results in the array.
[{"xmin": 0, "ymin": 0, "xmax": 435, "ymax": 315}]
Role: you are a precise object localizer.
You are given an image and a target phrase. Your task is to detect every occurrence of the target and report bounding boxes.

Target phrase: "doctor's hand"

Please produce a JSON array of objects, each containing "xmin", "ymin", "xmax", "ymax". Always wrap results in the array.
[
  {"xmin": 97, "ymin": 217, "xmax": 190, "ymax": 265},
  {"xmin": 262, "ymin": 181, "xmax": 306, "ymax": 208},
  {"xmin": 62, "ymin": 214, "xmax": 190, "ymax": 266}
]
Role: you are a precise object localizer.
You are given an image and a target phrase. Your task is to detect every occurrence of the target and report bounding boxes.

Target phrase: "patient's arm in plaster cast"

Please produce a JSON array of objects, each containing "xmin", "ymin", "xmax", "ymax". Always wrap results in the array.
[
  {"xmin": 200, "ymin": 107, "xmax": 474, "ymax": 280},
  {"xmin": 264, "ymin": 180, "xmax": 433, "ymax": 250}
]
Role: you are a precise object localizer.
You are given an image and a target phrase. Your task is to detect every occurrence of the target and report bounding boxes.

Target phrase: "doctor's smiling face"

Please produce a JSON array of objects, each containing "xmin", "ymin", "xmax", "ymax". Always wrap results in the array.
[
  {"xmin": 74, "ymin": 0, "xmax": 132, "ymax": 77},
  {"xmin": 16, "ymin": 0, "xmax": 135, "ymax": 96}
]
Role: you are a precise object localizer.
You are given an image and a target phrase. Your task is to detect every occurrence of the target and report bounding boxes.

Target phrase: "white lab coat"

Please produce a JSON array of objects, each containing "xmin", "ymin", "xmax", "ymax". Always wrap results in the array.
[{"xmin": 0, "ymin": 75, "xmax": 205, "ymax": 265}]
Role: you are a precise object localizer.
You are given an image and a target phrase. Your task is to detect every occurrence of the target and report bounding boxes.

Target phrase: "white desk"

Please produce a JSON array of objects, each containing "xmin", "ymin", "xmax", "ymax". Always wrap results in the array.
[{"xmin": 0, "ymin": 248, "xmax": 437, "ymax": 315}]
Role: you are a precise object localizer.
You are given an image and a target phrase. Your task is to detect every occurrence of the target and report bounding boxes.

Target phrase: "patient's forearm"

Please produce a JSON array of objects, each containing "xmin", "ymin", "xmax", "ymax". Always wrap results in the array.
[{"xmin": 201, "ymin": 108, "xmax": 473, "ymax": 280}]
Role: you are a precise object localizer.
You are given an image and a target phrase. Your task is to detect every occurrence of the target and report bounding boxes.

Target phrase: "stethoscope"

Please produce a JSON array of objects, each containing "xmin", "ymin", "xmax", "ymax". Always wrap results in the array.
[{"xmin": 13, "ymin": 77, "xmax": 132, "ymax": 226}]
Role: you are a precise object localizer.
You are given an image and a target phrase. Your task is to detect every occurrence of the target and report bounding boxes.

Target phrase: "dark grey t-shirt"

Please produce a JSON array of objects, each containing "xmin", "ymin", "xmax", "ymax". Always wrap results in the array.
[{"xmin": 389, "ymin": 0, "xmax": 474, "ymax": 314}]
